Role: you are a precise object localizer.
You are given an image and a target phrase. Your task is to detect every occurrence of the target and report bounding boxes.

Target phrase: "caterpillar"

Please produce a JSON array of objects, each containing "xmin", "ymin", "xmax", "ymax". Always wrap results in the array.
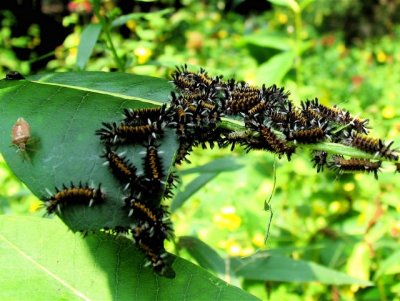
[
  {"xmin": 5, "ymin": 71, "xmax": 25, "ymax": 80},
  {"xmin": 287, "ymin": 126, "xmax": 328, "ymax": 144},
  {"xmin": 102, "ymin": 148, "xmax": 138, "ymax": 190},
  {"xmin": 136, "ymin": 240, "xmax": 175, "ymax": 278},
  {"xmin": 122, "ymin": 105, "xmax": 166, "ymax": 126},
  {"xmin": 349, "ymin": 132, "xmax": 399, "ymax": 161},
  {"xmin": 175, "ymin": 139, "xmax": 193, "ymax": 165},
  {"xmin": 144, "ymin": 144, "xmax": 165, "ymax": 182},
  {"xmin": 44, "ymin": 182, "xmax": 104, "ymax": 214},
  {"xmin": 224, "ymin": 130, "xmax": 253, "ymax": 151},
  {"xmin": 307, "ymin": 98, "xmax": 369, "ymax": 134},
  {"xmin": 245, "ymin": 123, "xmax": 295, "ymax": 160},
  {"xmin": 124, "ymin": 195, "xmax": 175, "ymax": 278},
  {"xmin": 328, "ymin": 156, "xmax": 381, "ymax": 179},
  {"xmin": 311, "ymin": 151, "xmax": 328, "ymax": 173},
  {"xmin": 96, "ymin": 121, "xmax": 164, "ymax": 145}
]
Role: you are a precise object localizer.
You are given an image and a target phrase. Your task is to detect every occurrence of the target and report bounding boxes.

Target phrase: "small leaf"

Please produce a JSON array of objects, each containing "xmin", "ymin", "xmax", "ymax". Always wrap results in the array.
[
  {"xmin": 171, "ymin": 173, "xmax": 218, "ymax": 212},
  {"xmin": 111, "ymin": 12, "xmax": 147, "ymax": 27},
  {"xmin": 0, "ymin": 215, "xmax": 259, "ymax": 301},
  {"xmin": 111, "ymin": 8, "xmax": 173, "ymax": 27},
  {"xmin": 76, "ymin": 24, "xmax": 102, "ymax": 70},
  {"xmin": 179, "ymin": 236, "xmax": 227, "ymax": 276},
  {"xmin": 299, "ymin": 0, "xmax": 315, "ymax": 10},
  {"xmin": 256, "ymin": 51, "xmax": 295, "ymax": 86},
  {"xmin": 346, "ymin": 242, "xmax": 371, "ymax": 282},
  {"xmin": 243, "ymin": 34, "xmax": 292, "ymax": 51},
  {"xmin": 233, "ymin": 252, "xmax": 373, "ymax": 285},
  {"xmin": 375, "ymin": 250, "xmax": 400, "ymax": 279},
  {"xmin": 267, "ymin": 0, "xmax": 300, "ymax": 13},
  {"xmin": 179, "ymin": 157, "xmax": 243, "ymax": 175}
]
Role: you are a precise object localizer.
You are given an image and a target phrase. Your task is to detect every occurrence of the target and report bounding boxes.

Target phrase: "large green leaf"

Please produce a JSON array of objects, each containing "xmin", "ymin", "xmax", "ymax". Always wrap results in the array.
[
  {"xmin": 0, "ymin": 215, "xmax": 259, "ymax": 301},
  {"xmin": 0, "ymin": 72, "xmax": 177, "ymax": 232},
  {"xmin": 28, "ymin": 71, "xmax": 172, "ymax": 102}
]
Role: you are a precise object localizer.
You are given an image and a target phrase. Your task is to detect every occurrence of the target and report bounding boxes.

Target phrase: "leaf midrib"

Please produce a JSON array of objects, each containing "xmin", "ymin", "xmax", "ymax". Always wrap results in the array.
[
  {"xmin": 31, "ymin": 80, "xmax": 161, "ymax": 106},
  {"xmin": 0, "ymin": 232, "xmax": 92, "ymax": 301}
]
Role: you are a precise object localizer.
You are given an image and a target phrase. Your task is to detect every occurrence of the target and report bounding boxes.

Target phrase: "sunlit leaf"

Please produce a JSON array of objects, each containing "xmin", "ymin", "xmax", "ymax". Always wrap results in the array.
[
  {"xmin": 375, "ymin": 250, "xmax": 400, "ymax": 279},
  {"xmin": 256, "ymin": 51, "xmax": 295, "ymax": 86},
  {"xmin": 0, "ymin": 215, "xmax": 259, "ymax": 301},
  {"xmin": 233, "ymin": 252, "xmax": 373, "ymax": 285},
  {"xmin": 267, "ymin": 0, "xmax": 300, "ymax": 13}
]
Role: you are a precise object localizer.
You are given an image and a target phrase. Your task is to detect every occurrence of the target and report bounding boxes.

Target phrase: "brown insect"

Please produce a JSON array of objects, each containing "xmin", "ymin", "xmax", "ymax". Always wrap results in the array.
[{"xmin": 12, "ymin": 117, "xmax": 31, "ymax": 152}]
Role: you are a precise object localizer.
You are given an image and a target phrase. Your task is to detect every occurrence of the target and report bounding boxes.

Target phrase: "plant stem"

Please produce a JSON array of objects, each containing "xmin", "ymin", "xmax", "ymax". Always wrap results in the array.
[
  {"xmin": 92, "ymin": 0, "xmax": 125, "ymax": 72},
  {"xmin": 293, "ymin": 8, "xmax": 303, "ymax": 87},
  {"xmin": 219, "ymin": 118, "xmax": 394, "ymax": 163}
]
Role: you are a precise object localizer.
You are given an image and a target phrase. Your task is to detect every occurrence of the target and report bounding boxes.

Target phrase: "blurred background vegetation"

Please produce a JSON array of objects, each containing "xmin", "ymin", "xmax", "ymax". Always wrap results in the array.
[{"xmin": 1, "ymin": 0, "xmax": 400, "ymax": 300}]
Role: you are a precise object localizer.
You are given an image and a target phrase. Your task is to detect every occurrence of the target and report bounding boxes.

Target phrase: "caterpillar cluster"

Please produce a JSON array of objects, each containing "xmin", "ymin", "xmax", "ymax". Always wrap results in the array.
[
  {"xmin": 42, "ymin": 65, "xmax": 399, "ymax": 279},
  {"xmin": 95, "ymin": 105, "xmax": 177, "ymax": 278},
  {"xmin": 168, "ymin": 65, "xmax": 399, "ymax": 178}
]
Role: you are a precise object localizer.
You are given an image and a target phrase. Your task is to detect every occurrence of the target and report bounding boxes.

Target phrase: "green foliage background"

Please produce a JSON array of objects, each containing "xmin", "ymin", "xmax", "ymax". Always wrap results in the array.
[{"xmin": 1, "ymin": 0, "xmax": 400, "ymax": 300}]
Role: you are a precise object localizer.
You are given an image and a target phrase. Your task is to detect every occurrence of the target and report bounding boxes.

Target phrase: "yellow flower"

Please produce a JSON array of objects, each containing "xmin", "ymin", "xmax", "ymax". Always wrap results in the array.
[
  {"xmin": 329, "ymin": 201, "xmax": 341, "ymax": 213},
  {"xmin": 252, "ymin": 233, "xmax": 265, "ymax": 248},
  {"xmin": 376, "ymin": 50, "xmax": 387, "ymax": 63},
  {"xmin": 277, "ymin": 13, "xmax": 288, "ymax": 24},
  {"xmin": 228, "ymin": 243, "xmax": 242, "ymax": 256},
  {"xmin": 126, "ymin": 20, "xmax": 136, "ymax": 31},
  {"xmin": 219, "ymin": 238, "xmax": 244, "ymax": 256},
  {"xmin": 337, "ymin": 43, "xmax": 346, "ymax": 55},
  {"xmin": 343, "ymin": 182, "xmax": 355, "ymax": 192},
  {"xmin": 217, "ymin": 30, "xmax": 228, "ymax": 39},
  {"xmin": 213, "ymin": 206, "xmax": 241, "ymax": 231},
  {"xmin": 382, "ymin": 105, "xmax": 396, "ymax": 119},
  {"xmin": 312, "ymin": 200, "xmax": 327, "ymax": 215},
  {"xmin": 134, "ymin": 47, "xmax": 152, "ymax": 64},
  {"xmin": 329, "ymin": 200, "xmax": 349, "ymax": 214}
]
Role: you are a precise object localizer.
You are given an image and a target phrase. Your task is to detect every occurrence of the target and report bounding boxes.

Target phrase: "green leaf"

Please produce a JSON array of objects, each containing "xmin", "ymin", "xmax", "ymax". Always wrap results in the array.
[
  {"xmin": 171, "ymin": 173, "xmax": 218, "ymax": 212},
  {"xmin": 111, "ymin": 8, "xmax": 173, "ymax": 27},
  {"xmin": 375, "ymin": 250, "xmax": 400, "ymax": 279},
  {"xmin": 256, "ymin": 51, "xmax": 295, "ymax": 86},
  {"xmin": 76, "ymin": 24, "xmax": 102, "ymax": 70},
  {"xmin": 267, "ymin": 0, "xmax": 300, "ymax": 13},
  {"xmin": 111, "ymin": 12, "xmax": 148, "ymax": 27},
  {"xmin": 299, "ymin": 0, "xmax": 315, "ymax": 10},
  {"xmin": 346, "ymin": 242, "xmax": 371, "ymax": 282},
  {"xmin": 243, "ymin": 34, "xmax": 292, "ymax": 51},
  {"xmin": 28, "ymin": 71, "xmax": 173, "ymax": 103},
  {"xmin": 179, "ymin": 157, "xmax": 243, "ymax": 175},
  {"xmin": 233, "ymin": 252, "xmax": 373, "ymax": 285},
  {"xmin": 178, "ymin": 236, "xmax": 227, "ymax": 275},
  {"xmin": 0, "ymin": 72, "xmax": 177, "ymax": 232},
  {"xmin": 0, "ymin": 215, "xmax": 259, "ymax": 301}
]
